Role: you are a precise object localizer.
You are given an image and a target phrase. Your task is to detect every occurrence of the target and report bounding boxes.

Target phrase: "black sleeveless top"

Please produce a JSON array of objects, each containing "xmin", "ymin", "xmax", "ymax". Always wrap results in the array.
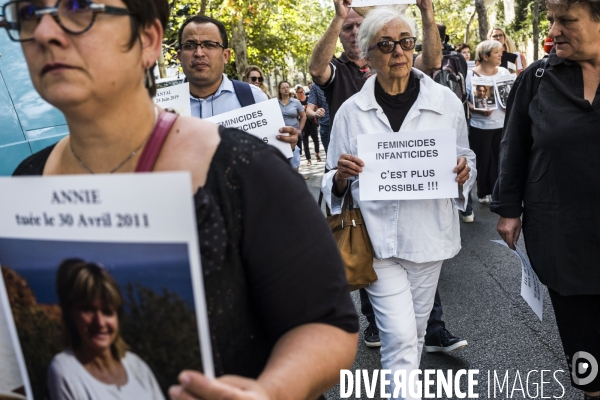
[{"xmin": 13, "ymin": 126, "xmax": 358, "ymax": 379}]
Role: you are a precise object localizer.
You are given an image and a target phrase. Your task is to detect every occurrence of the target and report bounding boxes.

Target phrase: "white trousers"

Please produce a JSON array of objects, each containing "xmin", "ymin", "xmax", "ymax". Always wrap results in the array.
[{"xmin": 365, "ymin": 258, "xmax": 443, "ymax": 399}]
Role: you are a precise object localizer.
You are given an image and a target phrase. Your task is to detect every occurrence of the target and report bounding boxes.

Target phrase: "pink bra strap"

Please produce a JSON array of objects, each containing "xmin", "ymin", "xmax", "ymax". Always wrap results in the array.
[{"xmin": 135, "ymin": 111, "xmax": 179, "ymax": 173}]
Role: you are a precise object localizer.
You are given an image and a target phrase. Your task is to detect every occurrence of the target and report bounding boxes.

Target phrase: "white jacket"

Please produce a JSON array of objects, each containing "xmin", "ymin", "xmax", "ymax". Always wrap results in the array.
[{"xmin": 322, "ymin": 69, "xmax": 476, "ymax": 263}]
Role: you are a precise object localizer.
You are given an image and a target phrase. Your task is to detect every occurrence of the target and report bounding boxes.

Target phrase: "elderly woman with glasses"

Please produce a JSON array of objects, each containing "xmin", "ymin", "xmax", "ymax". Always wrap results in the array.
[
  {"xmin": 322, "ymin": 6, "xmax": 475, "ymax": 397},
  {"xmin": 4, "ymin": 0, "xmax": 359, "ymax": 399},
  {"xmin": 243, "ymin": 65, "xmax": 270, "ymax": 98}
]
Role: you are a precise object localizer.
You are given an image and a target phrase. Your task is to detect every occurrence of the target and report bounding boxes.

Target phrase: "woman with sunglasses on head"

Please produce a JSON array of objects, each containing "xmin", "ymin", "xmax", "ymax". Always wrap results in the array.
[
  {"xmin": 4, "ymin": 1, "xmax": 359, "ymax": 399},
  {"xmin": 322, "ymin": 6, "xmax": 475, "ymax": 396},
  {"xmin": 243, "ymin": 65, "xmax": 270, "ymax": 98},
  {"xmin": 487, "ymin": 26, "xmax": 528, "ymax": 74}
]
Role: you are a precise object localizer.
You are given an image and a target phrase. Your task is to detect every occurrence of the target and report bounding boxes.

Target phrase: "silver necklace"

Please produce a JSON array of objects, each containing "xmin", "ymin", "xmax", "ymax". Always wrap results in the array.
[{"xmin": 70, "ymin": 107, "xmax": 159, "ymax": 174}]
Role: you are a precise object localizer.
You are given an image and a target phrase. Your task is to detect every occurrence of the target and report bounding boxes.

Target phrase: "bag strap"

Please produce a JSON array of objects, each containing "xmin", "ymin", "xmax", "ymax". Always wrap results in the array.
[
  {"xmin": 135, "ymin": 111, "xmax": 179, "ymax": 173},
  {"xmin": 231, "ymin": 80, "xmax": 256, "ymax": 108},
  {"xmin": 533, "ymin": 57, "xmax": 550, "ymax": 97}
]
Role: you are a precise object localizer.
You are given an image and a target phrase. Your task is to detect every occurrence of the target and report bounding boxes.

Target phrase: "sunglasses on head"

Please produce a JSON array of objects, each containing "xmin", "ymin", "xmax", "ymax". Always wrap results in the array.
[{"xmin": 249, "ymin": 76, "xmax": 264, "ymax": 83}]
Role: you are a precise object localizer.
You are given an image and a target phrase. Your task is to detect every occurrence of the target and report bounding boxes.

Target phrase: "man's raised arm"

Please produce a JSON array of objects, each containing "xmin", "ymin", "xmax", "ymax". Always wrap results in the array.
[
  {"xmin": 413, "ymin": 0, "xmax": 442, "ymax": 75},
  {"xmin": 309, "ymin": 0, "xmax": 352, "ymax": 85}
]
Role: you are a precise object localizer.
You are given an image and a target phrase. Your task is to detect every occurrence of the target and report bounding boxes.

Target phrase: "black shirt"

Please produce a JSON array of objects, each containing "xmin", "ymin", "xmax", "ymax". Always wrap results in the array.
[
  {"xmin": 374, "ymin": 72, "xmax": 421, "ymax": 132},
  {"xmin": 318, "ymin": 52, "xmax": 371, "ymax": 127},
  {"xmin": 13, "ymin": 127, "xmax": 359, "ymax": 380},
  {"xmin": 491, "ymin": 52, "xmax": 600, "ymax": 295},
  {"xmin": 501, "ymin": 51, "xmax": 519, "ymax": 74}
]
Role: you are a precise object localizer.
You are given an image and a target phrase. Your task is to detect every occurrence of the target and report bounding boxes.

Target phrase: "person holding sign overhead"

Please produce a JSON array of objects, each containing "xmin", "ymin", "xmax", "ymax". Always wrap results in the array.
[
  {"xmin": 466, "ymin": 40, "xmax": 511, "ymax": 204},
  {"xmin": 322, "ymin": 7, "xmax": 475, "ymax": 397},
  {"xmin": 3, "ymin": 0, "xmax": 359, "ymax": 399}
]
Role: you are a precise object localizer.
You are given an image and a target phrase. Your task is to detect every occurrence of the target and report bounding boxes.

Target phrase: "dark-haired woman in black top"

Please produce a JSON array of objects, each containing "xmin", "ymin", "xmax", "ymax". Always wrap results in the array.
[{"xmin": 4, "ymin": 0, "xmax": 358, "ymax": 399}]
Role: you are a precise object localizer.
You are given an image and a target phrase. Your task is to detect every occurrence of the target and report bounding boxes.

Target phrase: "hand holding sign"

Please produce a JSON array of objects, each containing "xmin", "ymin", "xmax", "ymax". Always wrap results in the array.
[{"xmin": 454, "ymin": 157, "xmax": 470, "ymax": 186}]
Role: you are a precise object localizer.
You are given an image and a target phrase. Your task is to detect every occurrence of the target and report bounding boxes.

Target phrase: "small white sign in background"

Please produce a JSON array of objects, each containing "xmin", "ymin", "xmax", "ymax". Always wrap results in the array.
[
  {"xmin": 206, "ymin": 98, "xmax": 293, "ymax": 158},
  {"xmin": 153, "ymin": 82, "xmax": 192, "ymax": 117},
  {"xmin": 492, "ymin": 240, "xmax": 544, "ymax": 321},
  {"xmin": 357, "ymin": 129, "xmax": 458, "ymax": 201}
]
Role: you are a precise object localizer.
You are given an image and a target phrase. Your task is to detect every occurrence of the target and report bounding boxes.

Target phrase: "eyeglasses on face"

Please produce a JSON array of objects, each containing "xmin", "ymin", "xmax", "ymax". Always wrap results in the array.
[
  {"xmin": 0, "ymin": 0, "xmax": 131, "ymax": 42},
  {"xmin": 491, "ymin": 33, "xmax": 505, "ymax": 39},
  {"xmin": 368, "ymin": 37, "xmax": 417, "ymax": 54},
  {"xmin": 249, "ymin": 76, "xmax": 264, "ymax": 83},
  {"xmin": 181, "ymin": 40, "xmax": 225, "ymax": 52}
]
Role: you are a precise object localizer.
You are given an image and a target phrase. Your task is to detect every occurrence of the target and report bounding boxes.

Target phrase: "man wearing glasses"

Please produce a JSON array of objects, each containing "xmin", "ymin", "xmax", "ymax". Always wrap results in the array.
[{"xmin": 177, "ymin": 16, "xmax": 268, "ymax": 118}]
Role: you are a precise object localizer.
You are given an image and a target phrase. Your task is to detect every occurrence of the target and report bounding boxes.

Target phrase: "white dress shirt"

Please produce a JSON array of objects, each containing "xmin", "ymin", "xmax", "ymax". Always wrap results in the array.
[{"xmin": 322, "ymin": 69, "xmax": 477, "ymax": 263}]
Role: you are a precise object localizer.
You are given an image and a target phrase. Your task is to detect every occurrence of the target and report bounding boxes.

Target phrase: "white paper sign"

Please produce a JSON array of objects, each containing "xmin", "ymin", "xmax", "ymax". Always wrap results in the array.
[
  {"xmin": 0, "ymin": 173, "xmax": 214, "ymax": 399},
  {"xmin": 467, "ymin": 61, "xmax": 476, "ymax": 71},
  {"xmin": 492, "ymin": 240, "xmax": 544, "ymax": 321},
  {"xmin": 153, "ymin": 82, "xmax": 192, "ymax": 117},
  {"xmin": 357, "ymin": 129, "xmax": 459, "ymax": 201},
  {"xmin": 350, "ymin": 0, "xmax": 416, "ymax": 5},
  {"xmin": 206, "ymin": 98, "xmax": 293, "ymax": 158}
]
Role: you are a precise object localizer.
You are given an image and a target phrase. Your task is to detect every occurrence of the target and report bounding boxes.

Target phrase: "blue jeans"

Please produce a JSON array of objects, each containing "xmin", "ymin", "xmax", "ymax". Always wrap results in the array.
[
  {"xmin": 460, "ymin": 189, "xmax": 473, "ymax": 216},
  {"xmin": 319, "ymin": 123, "xmax": 330, "ymax": 154}
]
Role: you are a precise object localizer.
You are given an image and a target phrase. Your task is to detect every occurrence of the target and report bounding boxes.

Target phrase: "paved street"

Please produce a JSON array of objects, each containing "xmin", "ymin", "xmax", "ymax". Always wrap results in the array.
[{"xmin": 298, "ymin": 141, "xmax": 581, "ymax": 400}]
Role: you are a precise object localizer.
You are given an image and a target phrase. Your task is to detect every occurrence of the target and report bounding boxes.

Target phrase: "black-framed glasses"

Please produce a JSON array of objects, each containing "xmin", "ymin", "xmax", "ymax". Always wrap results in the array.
[
  {"xmin": 368, "ymin": 37, "xmax": 417, "ymax": 54},
  {"xmin": 180, "ymin": 40, "xmax": 225, "ymax": 52},
  {"xmin": 491, "ymin": 33, "xmax": 505, "ymax": 39},
  {"xmin": 249, "ymin": 76, "xmax": 263, "ymax": 83},
  {"xmin": 0, "ymin": 0, "xmax": 132, "ymax": 42}
]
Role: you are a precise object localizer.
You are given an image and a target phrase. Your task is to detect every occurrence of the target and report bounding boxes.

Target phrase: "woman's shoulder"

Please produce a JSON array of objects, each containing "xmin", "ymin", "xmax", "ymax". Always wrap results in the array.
[
  {"xmin": 123, "ymin": 351, "xmax": 153, "ymax": 372},
  {"xmin": 48, "ymin": 349, "xmax": 79, "ymax": 373},
  {"xmin": 12, "ymin": 145, "xmax": 55, "ymax": 176},
  {"xmin": 496, "ymin": 67, "xmax": 513, "ymax": 77}
]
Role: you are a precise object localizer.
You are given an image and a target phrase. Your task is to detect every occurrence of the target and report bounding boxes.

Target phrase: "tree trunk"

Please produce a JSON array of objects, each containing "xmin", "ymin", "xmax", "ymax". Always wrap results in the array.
[
  {"xmin": 231, "ymin": 19, "xmax": 248, "ymax": 80},
  {"xmin": 199, "ymin": 0, "xmax": 207, "ymax": 15},
  {"xmin": 465, "ymin": 10, "xmax": 476, "ymax": 44},
  {"xmin": 475, "ymin": 0, "xmax": 489, "ymax": 41},
  {"xmin": 157, "ymin": 51, "xmax": 167, "ymax": 79},
  {"xmin": 533, "ymin": 0, "xmax": 539, "ymax": 61}
]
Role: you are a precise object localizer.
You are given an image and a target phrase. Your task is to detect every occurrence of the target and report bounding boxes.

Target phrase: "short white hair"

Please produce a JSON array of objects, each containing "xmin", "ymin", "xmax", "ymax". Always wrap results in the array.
[
  {"xmin": 358, "ymin": 6, "xmax": 418, "ymax": 59},
  {"xmin": 475, "ymin": 40, "xmax": 504, "ymax": 63}
]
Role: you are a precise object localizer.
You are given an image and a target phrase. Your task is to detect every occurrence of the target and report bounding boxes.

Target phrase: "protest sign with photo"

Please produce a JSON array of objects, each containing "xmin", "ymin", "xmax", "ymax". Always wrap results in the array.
[
  {"xmin": 471, "ymin": 77, "xmax": 498, "ymax": 111},
  {"xmin": 153, "ymin": 82, "xmax": 191, "ymax": 117},
  {"xmin": 206, "ymin": 98, "xmax": 293, "ymax": 158},
  {"xmin": 357, "ymin": 129, "xmax": 458, "ymax": 201},
  {"xmin": 494, "ymin": 75, "xmax": 516, "ymax": 109},
  {"xmin": 0, "ymin": 173, "xmax": 213, "ymax": 400}
]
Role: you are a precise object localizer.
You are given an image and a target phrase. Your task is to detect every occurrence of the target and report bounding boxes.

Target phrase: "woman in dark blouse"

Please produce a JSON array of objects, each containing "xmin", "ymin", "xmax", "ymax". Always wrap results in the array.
[
  {"xmin": 3, "ymin": 0, "xmax": 358, "ymax": 399},
  {"xmin": 493, "ymin": 0, "xmax": 600, "ymax": 396}
]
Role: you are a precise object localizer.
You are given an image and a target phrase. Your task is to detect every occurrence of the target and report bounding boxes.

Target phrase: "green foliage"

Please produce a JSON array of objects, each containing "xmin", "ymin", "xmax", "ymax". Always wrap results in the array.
[
  {"xmin": 164, "ymin": 0, "xmax": 334, "ymax": 80},
  {"xmin": 13, "ymin": 306, "xmax": 63, "ymax": 400},
  {"xmin": 121, "ymin": 283, "xmax": 203, "ymax": 397}
]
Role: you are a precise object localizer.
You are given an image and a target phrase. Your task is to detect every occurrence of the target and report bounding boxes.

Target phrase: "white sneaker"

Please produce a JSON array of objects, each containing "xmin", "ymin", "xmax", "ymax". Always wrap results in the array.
[
  {"xmin": 461, "ymin": 212, "xmax": 475, "ymax": 223},
  {"xmin": 478, "ymin": 195, "xmax": 491, "ymax": 204}
]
